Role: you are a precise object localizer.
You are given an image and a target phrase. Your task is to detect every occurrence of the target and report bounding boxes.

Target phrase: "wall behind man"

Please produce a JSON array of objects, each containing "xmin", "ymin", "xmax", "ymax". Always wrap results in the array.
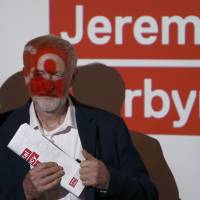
[{"xmin": 0, "ymin": 1, "xmax": 199, "ymax": 200}]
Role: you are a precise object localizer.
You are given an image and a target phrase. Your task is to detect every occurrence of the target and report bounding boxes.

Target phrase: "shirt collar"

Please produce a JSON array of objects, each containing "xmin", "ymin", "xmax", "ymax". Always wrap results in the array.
[{"xmin": 29, "ymin": 96, "xmax": 77, "ymax": 131}]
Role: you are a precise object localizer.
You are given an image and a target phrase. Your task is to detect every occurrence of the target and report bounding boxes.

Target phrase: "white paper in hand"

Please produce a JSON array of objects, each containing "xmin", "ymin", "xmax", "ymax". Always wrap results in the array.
[{"xmin": 7, "ymin": 123, "xmax": 84, "ymax": 197}]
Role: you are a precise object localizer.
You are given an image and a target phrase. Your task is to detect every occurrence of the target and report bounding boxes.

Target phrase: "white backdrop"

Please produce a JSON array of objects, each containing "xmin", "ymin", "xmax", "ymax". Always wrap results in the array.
[{"xmin": 0, "ymin": 1, "xmax": 199, "ymax": 200}]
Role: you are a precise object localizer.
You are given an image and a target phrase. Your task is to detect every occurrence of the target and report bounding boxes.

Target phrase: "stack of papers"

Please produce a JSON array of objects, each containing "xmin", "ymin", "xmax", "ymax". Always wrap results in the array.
[{"xmin": 7, "ymin": 123, "xmax": 84, "ymax": 197}]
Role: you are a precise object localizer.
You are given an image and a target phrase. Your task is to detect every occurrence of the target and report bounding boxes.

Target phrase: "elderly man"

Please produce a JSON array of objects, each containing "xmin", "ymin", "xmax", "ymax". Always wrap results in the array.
[{"xmin": 0, "ymin": 35, "xmax": 158, "ymax": 200}]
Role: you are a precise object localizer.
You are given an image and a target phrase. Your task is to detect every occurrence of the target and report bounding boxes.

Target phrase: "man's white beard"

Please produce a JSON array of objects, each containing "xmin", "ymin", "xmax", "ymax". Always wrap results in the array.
[{"xmin": 32, "ymin": 96, "xmax": 67, "ymax": 113}]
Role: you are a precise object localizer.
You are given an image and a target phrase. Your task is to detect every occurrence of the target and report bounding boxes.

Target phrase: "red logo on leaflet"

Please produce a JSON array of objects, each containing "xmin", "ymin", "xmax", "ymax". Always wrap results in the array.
[
  {"xmin": 69, "ymin": 177, "xmax": 78, "ymax": 188},
  {"xmin": 20, "ymin": 148, "xmax": 32, "ymax": 160},
  {"xmin": 20, "ymin": 148, "xmax": 41, "ymax": 167}
]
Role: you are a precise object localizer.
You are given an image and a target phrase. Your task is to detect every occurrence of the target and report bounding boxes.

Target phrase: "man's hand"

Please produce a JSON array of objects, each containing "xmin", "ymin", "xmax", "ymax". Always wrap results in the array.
[
  {"xmin": 23, "ymin": 162, "xmax": 64, "ymax": 200},
  {"xmin": 80, "ymin": 150, "xmax": 110, "ymax": 190}
]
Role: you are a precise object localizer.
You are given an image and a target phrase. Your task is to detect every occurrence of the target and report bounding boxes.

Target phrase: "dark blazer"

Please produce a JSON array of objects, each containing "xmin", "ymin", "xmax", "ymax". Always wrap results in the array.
[
  {"xmin": 0, "ymin": 111, "xmax": 13, "ymax": 126},
  {"xmin": 0, "ymin": 99, "xmax": 158, "ymax": 200}
]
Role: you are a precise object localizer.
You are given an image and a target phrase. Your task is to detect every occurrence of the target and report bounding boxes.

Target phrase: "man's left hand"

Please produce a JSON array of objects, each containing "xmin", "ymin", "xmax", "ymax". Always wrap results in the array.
[{"xmin": 80, "ymin": 149, "xmax": 110, "ymax": 190}]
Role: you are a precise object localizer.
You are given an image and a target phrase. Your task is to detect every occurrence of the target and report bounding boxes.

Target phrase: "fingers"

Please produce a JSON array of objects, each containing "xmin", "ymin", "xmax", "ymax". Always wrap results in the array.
[
  {"xmin": 29, "ymin": 162, "xmax": 64, "ymax": 186},
  {"xmin": 40, "ymin": 166, "xmax": 64, "ymax": 185},
  {"xmin": 80, "ymin": 160, "xmax": 97, "ymax": 168},
  {"xmin": 82, "ymin": 149, "xmax": 95, "ymax": 160},
  {"xmin": 33, "ymin": 162, "xmax": 58, "ymax": 172},
  {"xmin": 38, "ymin": 177, "xmax": 62, "ymax": 192},
  {"xmin": 23, "ymin": 162, "xmax": 65, "ymax": 199},
  {"xmin": 36, "ymin": 165, "xmax": 63, "ymax": 179},
  {"xmin": 79, "ymin": 151, "xmax": 111, "ymax": 189}
]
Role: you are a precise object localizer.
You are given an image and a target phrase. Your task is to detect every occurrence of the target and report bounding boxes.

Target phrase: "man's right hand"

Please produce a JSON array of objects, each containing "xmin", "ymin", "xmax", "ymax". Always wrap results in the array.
[{"xmin": 23, "ymin": 162, "xmax": 65, "ymax": 200}]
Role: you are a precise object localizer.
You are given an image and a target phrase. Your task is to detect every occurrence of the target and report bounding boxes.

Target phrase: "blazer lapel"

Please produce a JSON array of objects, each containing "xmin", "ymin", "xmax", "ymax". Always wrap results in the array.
[
  {"xmin": 75, "ymin": 103, "xmax": 97, "ymax": 157},
  {"xmin": 75, "ymin": 102, "xmax": 97, "ymax": 200}
]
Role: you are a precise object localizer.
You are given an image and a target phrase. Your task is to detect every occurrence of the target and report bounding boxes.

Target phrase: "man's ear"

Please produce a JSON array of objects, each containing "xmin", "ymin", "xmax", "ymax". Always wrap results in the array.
[
  {"xmin": 73, "ymin": 67, "xmax": 78, "ymax": 80},
  {"xmin": 22, "ymin": 66, "xmax": 29, "ymax": 85},
  {"xmin": 70, "ymin": 67, "xmax": 78, "ymax": 87},
  {"xmin": 22, "ymin": 66, "xmax": 26, "ymax": 78},
  {"xmin": 22, "ymin": 66, "xmax": 26, "ymax": 81}
]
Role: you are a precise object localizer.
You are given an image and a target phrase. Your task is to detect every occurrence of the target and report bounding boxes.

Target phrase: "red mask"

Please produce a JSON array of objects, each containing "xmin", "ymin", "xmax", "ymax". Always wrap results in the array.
[{"xmin": 23, "ymin": 47, "xmax": 70, "ymax": 99}]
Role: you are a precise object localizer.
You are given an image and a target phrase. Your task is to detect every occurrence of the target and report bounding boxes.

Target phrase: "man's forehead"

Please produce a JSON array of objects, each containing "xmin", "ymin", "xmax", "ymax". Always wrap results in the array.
[
  {"xmin": 23, "ymin": 46, "xmax": 72, "ymax": 75},
  {"xmin": 24, "ymin": 45, "xmax": 70, "ymax": 65}
]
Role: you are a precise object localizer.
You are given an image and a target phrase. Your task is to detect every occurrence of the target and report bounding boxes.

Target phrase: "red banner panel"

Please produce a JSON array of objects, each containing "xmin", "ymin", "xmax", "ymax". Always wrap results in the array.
[
  {"xmin": 50, "ymin": 0, "xmax": 200, "ymax": 59},
  {"xmin": 116, "ymin": 68, "xmax": 200, "ymax": 135},
  {"xmin": 50, "ymin": 0, "xmax": 200, "ymax": 135}
]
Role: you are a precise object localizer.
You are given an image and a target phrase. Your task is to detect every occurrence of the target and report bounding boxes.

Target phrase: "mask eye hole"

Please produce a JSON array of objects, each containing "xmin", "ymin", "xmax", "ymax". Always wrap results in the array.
[{"xmin": 32, "ymin": 70, "xmax": 44, "ymax": 77}]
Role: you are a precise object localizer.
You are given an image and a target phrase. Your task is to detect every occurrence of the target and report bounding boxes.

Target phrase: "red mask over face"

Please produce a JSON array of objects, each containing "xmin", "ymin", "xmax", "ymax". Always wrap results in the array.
[{"xmin": 23, "ymin": 46, "xmax": 70, "ymax": 99}]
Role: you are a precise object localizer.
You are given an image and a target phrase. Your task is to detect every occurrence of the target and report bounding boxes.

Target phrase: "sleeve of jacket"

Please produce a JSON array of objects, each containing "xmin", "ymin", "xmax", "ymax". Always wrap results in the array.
[
  {"xmin": 105, "ymin": 117, "xmax": 159, "ymax": 200},
  {"xmin": 0, "ymin": 145, "xmax": 27, "ymax": 200},
  {"xmin": 0, "ymin": 123, "xmax": 27, "ymax": 200}
]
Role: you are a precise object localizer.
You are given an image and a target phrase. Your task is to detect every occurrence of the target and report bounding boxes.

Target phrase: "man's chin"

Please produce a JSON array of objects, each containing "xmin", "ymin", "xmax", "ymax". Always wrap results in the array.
[
  {"xmin": 34, "ymin": 95, "xmax": 58, "ymax": 101},
  {"xmin": 32, "ymin": 96, "xmax": 66, "ymax": 113}
]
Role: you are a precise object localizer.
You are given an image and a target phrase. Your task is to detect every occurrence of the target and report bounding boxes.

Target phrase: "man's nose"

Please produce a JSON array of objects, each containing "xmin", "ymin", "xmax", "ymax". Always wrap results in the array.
[{"xmin": 43, "ymin": 79, "xmax": 55, "ymax": 91}]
